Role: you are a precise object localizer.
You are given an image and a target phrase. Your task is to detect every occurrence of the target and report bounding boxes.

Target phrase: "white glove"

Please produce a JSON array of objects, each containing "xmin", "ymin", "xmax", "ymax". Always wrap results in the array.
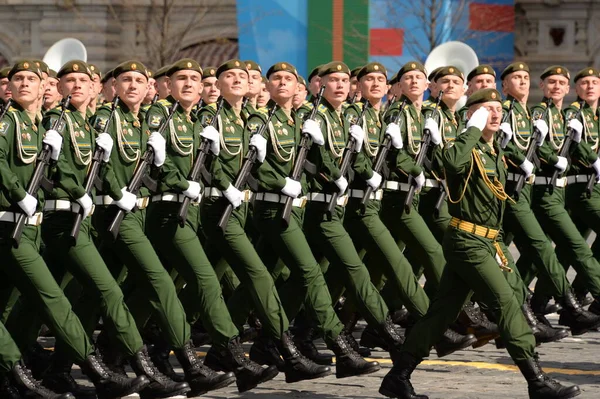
[
  {"xmin": 533, "ymin": 120, "xmax": 549, "ymax": 146},
  {"xmin": 183, "ymin": 181, "xmax": 201, "ymax": 200},
  {"xmin": 43, "ymin": 129, "xmax": 63, "ymax": 161},
  {"xmin": 200, "ymin": 125, "xmax": 220, "ymax": 156},
  {"xmin": 334, "ymin": 176, "xmax": 348, "ymax": 195},
  {"xmin": 147, "ymin": 132, "xmax": 166, "ymax": 167},
  {"xmin": 95, "ymin": 133, "xmax": 113, "ymax": 162},
  {"xmin": 568, "ymin": 119, "xmax": 583, "ymax": 143},
  {"xmin": 250, "ymin": 134, "xmax": 267, "ymax": 163},
  {"xmin": 17, "ymin": 193, "xmax": 37, "ymax": 217},
  {"xmin": 281, "ymin": 177, "xmax": 301, "ymax": 198},
  {"xmin": 519, "ymin": 159, "xmax": 534, "ymax": 178},
  {"xmin": 592, "ymin": 159, "xmax": 600, "ymax": 183},
  {"xmin": 467, "ymin": 107, "xmax": 490, "ymax": 131},
  {"xmin": 349, "ymin": 125, "xmax": 365, "ymax": 152},
  {"xmin": 75, "ymin": 193, "xmax": 93, "ymax": 219},
  {"xmin": 385, "ymin": 123, "xmax": 403, "ymax": 149},
  {"xmin": 302, "ymin": 119, "xmax": 324, "ymax": 145},
  {"xmin": 554, "ymin": 156, "xmax": 568, "ymax": 173},
  {"xmin": 425, "ymin": 118, "xmax": 441, "ymax": 145},
  {"xmin": 499, "ymin": 122, "xmax": 513, "ymax": 149},
  {"xmin": 366, "ymin": 172, "xmax": 382, "ymax": 189},
  {"xmin": 223, "ymin": 183, "xmax": 243, "ymax": 209},
  {"xmin": 415, "ymin": 172, "xmax": 426, "ymax": 191},
  {"xmin": 115, "ymin": 188, "xmax": 136, "ymax": 212}
]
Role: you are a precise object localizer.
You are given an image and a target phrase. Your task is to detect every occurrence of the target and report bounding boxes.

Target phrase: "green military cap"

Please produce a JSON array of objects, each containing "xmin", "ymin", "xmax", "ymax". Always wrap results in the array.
[
  {"xmin": 540, "ymin": 65, "xmax": 570, "ymax": 80},
  {"xmin": 167, "ymin": 58, "xmax": 202, "ymax": 77},
  {"xmin": 0, "ymin": 66, "xmax": 11, "ymax": 79},
  {"xmin": 500, "ymin": 61, "xmax": 529, "ymax": 80},
  {"xmin": 435, "ymin": 65, "xmax": 464, "ymax": 82},
  {"xmin": 465, "ymin": 88, "xmax": 502, "ymax": 107},
  {"xmin": 318, "ymin": 61, "xmax": 350, "ymax": 77},
  {"xmin": 574, "ymin": 67, "xmax": 600, "ymax": 82},
  {"xmin": 266, "ymin": 62, "xmax": 298, "ymax": 79},
  {"xmin": 216, "ymin": 59, "xmax": 248, "ymax": 78},
  {"xmin": 467, "ymin": 64, "xmax": 496, "ymax": 82},
  {"xmin": 34, "ymin": 60, "xmax": 49, "ymax": 76},
  {"xmin": 100, "ymin": 68, "xmax": 113, "ymax": 83},
  {"xmin": 57, "ymin": 60, "xmax": 92, "ymax": 79},
  {"xmin": 397, "ymin": 61, "xmax": 427, "ymax": 81},
  {"xmin": 350, "ymin": 67, "xmax": 363, "ymax": 79},
  {"xmin": 48, "ymin": 69, "xmax": 58, "ymax": 79},
  {"xmin": 428, "ymin": 66, "xmax": 444, "ymax": 82},
  {"xmin": 298, "ymin": 76, "xmax": 307, "ymax": 87},
  {"xmin": 202, "ymin": 66, "xmax": 217, "ymax": 79},
  {"xmin": 357, "ymin": 62, "xmax": 387, "ymax": 80},
  {"xmin": 88, "ymin": 64, "xmax": 102, "ymax": 79},
  {"xmin": 8, "ymin": 59, "xmax": 43, "ymax": 80},
  {"xmin": 113, "ymin": 60, "xmax": 149, "ymax": 79},
  {"xmin": 154, "ymin": 65, "xmax": 170, "ymax": 79},
  {"xmin": 261, "ymin": 76, "xmax": 268, "ymax": 84},
  {"xmin": 308, "ymin": 65, "xmax": 323, "ymax": 82},
  {"xmin": 244, "ymin": 60, "xmax": 262, "ymax": 73}
]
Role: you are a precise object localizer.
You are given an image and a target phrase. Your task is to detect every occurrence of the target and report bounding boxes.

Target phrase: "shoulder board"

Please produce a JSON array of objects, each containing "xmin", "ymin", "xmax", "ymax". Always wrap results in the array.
[
  {"xmin": 8, "ymin": 106, "xmax": 16, "ymax": 112},
  {"xmin": 538, "ymin": 102, "xmax": 548, "ymax": 109},
  {"xmin": 503, "ymin": 100, "xmax": 511, "ymax": 107},
  {"xmin": 251, "ymin": 107, "xmax": 270, "ymax": 123},
  {"xmin": 570, "ymin": 101, "xmax": 581, "ymax": 109},
  {"xmin": 157, "ymin": 99, "xmax": 171, "ymax": 107},
  {"xmin": 104, "ymin": 102, "xmax": 113, "ymax": 108},
  {"xmin": 302, "ymin": 100, "xmax": 311, "ymax": 107},
  {"xmin": 317, "ymin": 104, "xmax": 328, "ymax": 114},
  {"xmin": 256, "ymin": 107, "xmax": 269, "ymax": 116},
  {"xmin": 207, "ymin": 102, "xmax": 217, "ymax": 110}
]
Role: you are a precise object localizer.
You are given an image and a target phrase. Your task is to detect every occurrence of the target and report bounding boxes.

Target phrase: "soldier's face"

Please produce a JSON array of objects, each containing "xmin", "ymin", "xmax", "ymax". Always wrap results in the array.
[
  {"xmin": 257, "ymin": 83, "xmax": 270, "ymax": 107},
  {"xmin": 92, "ymin": 74, "xmax": 102, "ymax": 95},
  {"xmin": 359, "ymin": 72, "xmax": 386, "ymax": 101},
  {"xmin": 293, "ymin": 83, "xmax": 307, "ymax": 108},
  {"xmin": 43, "ymin": 77, "xmax": 60, "ymax": 109},
  {"xmin": 38, "ymin": 72, "xmax": 48, "ymax": 101},
  {"xmin": 9, "ymin": 71, "xmax": 41, "ymax": 105},
  {"xmin": 267, "ymin": 71, "xmax": 297, "ymax": 103},
  {"xmin": 467, "ymin": 101, "xmax": 502, "ymax": 135},
  {"xmin": 575, "ymin": 76, "xmax": 600, "ymax": 102},
  {"xmin": 540, "ymin": 75, "xmax": 570, "ymax": 101},
  {"xmin": 428, "ymin": 80, "xmax": 439, "ymax": 98},
  {"xmin": 114, "ymin": 72, "xmax": 148, "ymax": 107},
  {"xmin": 349, "ymin": 77, "xmax": 359, "ymax": 96},
  {"xmin": 0, "ymin": 77, "xmax": 12, "ymax": 100},
  {"xmin": 308, "ymin": 76, "xmax": 321, "ymax": 96},
  {"xmin": 144, "ymin": 77, "xmax": 157, "ymax": 103},
  {"xmin": 322, "ymin": 73, "xmax": 350, "ymax": 105},
  {"xmin": 467, "ymin": 74, "xmax": 495, "ymax": 95},
  {"xmin": 503, "ymin": 71, "xmax": 529, "ymax": 99},
  {"xmin": 437, "ymin": 75, "xmax": 465, "ymax": 101},
  {"xmin": 168, "ymin": 70, "xmax": 201, "ymax": 106},
  {"xmin": 103, "ymin": 78, "xmax": 116, "ymax": 101},
  {"xmin": 156, "ymin": 76, "xmax": 170, "ymax": 99},
  {"xmin": 247, "ymin": 70, "xmax": 262, "ymax": 96},
  {"xmin": 217, "ymin": 69, "xmax": 249, "ymax": 99},
  {"xmin": 58, "ymin": 72, "xmax": 91, "ymax": 107},
  {"xmin": 201, "ymin": 77, "xmax": 220, "ymax": 104},
  {"xmin": 399, "ymin": 71, "xmax": 427, "ymax": 99}
]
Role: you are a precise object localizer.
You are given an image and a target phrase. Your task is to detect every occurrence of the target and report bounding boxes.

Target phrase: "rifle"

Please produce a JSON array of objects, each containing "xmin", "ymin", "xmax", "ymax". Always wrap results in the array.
[
  {"xmin": 360, "ymin": 98, "xmax": 407, "ymax": 207},
  {"xmin": 151, "ymin": 93, "xmax": 159, "ymax": 105},
  {"xmin": 281, "ymin": 85, "xmax": 326, "ymax": 226},
  {"xmin": 217, "ymin": 104, "xmax": 278, "ymax": 231},
  {"xmin": 0, "ymin": 99, "xmax": 13, "ymax": 120},
  {"xmin": 549, "ymin": 99, "xmax": 585, "ymax": 187},
  {"xmin": 176, "ymin": 97, "xmax": 224, "ymax": 226},
  {"xmin": 69, "ymin": 97, "xmax": 120, "ymax": 241},
  {"xmin": 403, "ymin": 91, "xmax": 444, "ymax": 213},
  {"xmin": 11, "ymin": 96, "xmax": 71, "ymax": 248},
  {"xmin": 349, "ymin": 92, "xmax": 358, "ymax": 105},
  {"xmin": 107, "ymin": 100, "xmax": 179, "ymax": 239},
  {"xmin": 325, "ymin": 101, "xmax": 371, "ymax": 215}
]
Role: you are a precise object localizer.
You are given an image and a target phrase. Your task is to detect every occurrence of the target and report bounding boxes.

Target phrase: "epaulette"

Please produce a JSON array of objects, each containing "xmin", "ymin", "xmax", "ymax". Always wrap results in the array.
[
  {"xmin": 256, "ymin": 107, "xmax": 269, "ymax": 116},
  {"xmin": 252, "ymin": 107, "xmax": 270, "ymax": 123},
  {"xmin": 302, "ymin": 100, "xmax": 311, "ymax": 107},
  {"xmin": 207, "ymin": 102, "xmax": 217, "ymax": 110},
  {"xmin": 157, "ymin": 98, "xmax": 171, "ymax": 107},
  {"xmin": 538, "ymin": 101, "xmax": 548, "ymax": 109},
  {"xmin": 317, "ymin": 104, "xmax": 327, "ymax": 114},
  {"xmin": 503, "ymin": 100, "xmax": 511, "ymax": 108},
  {"xmin": 570, "ymin": 101, "xmax": 581, "ymax": 109},
  {"xmin": 8, "ymin": 106, "xmax": 16, "ymax": 112}
]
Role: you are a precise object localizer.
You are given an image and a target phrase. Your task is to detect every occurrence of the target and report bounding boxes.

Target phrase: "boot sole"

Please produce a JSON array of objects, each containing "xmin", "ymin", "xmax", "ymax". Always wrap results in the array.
[
  {"xmin": 237, "ymin": 366, "xmax": 280, "ymax": 393},
  {"xmin": 97, "ymin": 378, "xmax": 150, "ymax": 399},
  {"xmin": 140, "ymin": 386, "xmax": 191, "ymax": 399},
  {"xmin": 379, "ymin": 386, "xmax": 429, "ymax": 399},
  {"xmin": 336, "ymin": 363, "xmax": 381, "ymax": 379},
  {"xmin": 187, "ymin": 375, "xmax": 236, "ymax": 397},
  {"xmin": 285, "ymin": 368, "xmax": 332, "ymax": 384},
  {"xmin": 436, "ymin": 337, "xmax": 478, "ymax": 358},
  {"xmin": 536, "ymin": 330, "xmax": 569, "ymax": 344},
  {"xmin": 561, "ymin": 317, "xmax": 600, "ymax": 337}
]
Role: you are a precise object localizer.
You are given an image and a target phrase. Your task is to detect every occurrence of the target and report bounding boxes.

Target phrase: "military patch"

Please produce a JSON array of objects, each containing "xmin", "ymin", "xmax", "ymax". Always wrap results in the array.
[
  {"xmin": 0, "ymin": 121, "xmax": 9, "ymax": 135},
  {"xmin": 95, "ymin": 117, "xmax": 108, "ymax": 131},
  {"xmin": 248, "ymin": 122, "xmax": 260, "ymax": 133},
  {"xmin": 445, "ymin": 141, "xmax": 455, "ymax": 149},
  {"xmin": 149, "ymin": 114, "xmax": 162, "ymax": 128}
]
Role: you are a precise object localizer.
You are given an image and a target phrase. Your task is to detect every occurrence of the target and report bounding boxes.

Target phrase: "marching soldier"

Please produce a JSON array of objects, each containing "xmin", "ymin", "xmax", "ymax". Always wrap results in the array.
[
  {"xmin": 243, "ymin": 60, "xmax": 262, "ymax": 113},
  {"xmin": 0, "ymin": 66, "xmax": 12, "ymax": 106},
  {"xmin": 100, "ymin": 68, "xmax": 115, "ymax": 104},
  {"xmin": 42, "ymin": 69, "xmax": 60, "ymax": 113},
  {"xmin": 292, "ymin": 75, "xmax": 308, "ymax": 110},
  {"xmin": 348, "ymin": 66, "xmax": 362, "ymax": 103},
  {"xmin": 200, "ymin": 66, "xmax": 220, "ymax": 105},
  {"xmin": 153, "ymin": 65, "xmax": 171, "ymax": 100},
  {"xmin": 256, "ymin": 76, "xmax": 270, "ymax": 107},
  {"xmin": 87, "ymin": 64, "xmax": 102, "ymax": 113}
]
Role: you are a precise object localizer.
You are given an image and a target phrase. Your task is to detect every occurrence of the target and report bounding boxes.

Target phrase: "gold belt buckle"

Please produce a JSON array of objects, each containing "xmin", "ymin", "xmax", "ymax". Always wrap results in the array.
[
  {"xmin": 138, "ymin": 197, "xmax": 149, "ymax": 209},
  {"xmin": 526, "ymin": 174, "xmax": 535, "ymax": 185},
  {"xmin": 34, "ymin": 213, "xmax": 43, "ymax": 226}
]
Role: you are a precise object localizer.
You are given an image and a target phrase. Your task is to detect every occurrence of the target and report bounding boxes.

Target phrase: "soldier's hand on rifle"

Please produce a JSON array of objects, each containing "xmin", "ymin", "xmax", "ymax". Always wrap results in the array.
[
  {"xmin": 95, "ymin": 133, "xmax": 114, "ymax": 162},
  {"xmin": 466, "ymin": 107, "xmax": 489, "ymax": 132},
  {"xmin": 17, "ymin": 194, "xmax": 37, "ymax": 217},
  {"xmin": 415, "ymin": 172, "xmax": 425, "ymax": 192},
  {"xmin": 500, "ymin": 122, "xmax": 513, "ymax": 149},
  {"xmin": 592, "ymin": 159, "xmax": 600, "ymax": 183},
  {"xmin": 554, "ymin": 156, "xmax": 568, "ymax": 173},
  {"xmin": 567, "ymin": 119, "xmax": 583, "ymax": 143},
  {"xmin": 366, "ymin": 172, "xmax": 382, "ymax": 189},
  {"xmin": 302, "ymin": 119, "xmax": 324, "ymax": 145},
  {"xmin": 385, "ymin": 123, "xmax": 403, "ymax": 149},
  {"xmin": 200, "ymin": 126, "xmax": 220, "ymax": 155},
  {"xmin": 250, "ymin": 134, "xmax": 267, "ymax": 163},
  {"xmin": 76, "ymin": 193, "xmax": 93, "ymax": 218},
  {"xmin": 533, "ymin": 120, "xmax": 549, "ymax": 146},
  {"xmin": 223, "ymin": 184, "xmax": 244, "ymax": 208},
  {"xmin": 183, "ymin": 181, "xmax": 201, "ymax": 202},
  {"xmin": 43, "ymin": 129, "xmax": 63, "ymax": 161},
  {"xmin": 349, "ymin": 125, "xmax": 365, "ymax": 152},
  {"xmin": 115, "ymin": 188, "xmax": 137, "ymax": 212},
  {"xmin": 148, "ymin": 132, "xmax": 166, "ymax": 167},
  {"xmin": 281, "ymin": 177, "xmax": 301, "ymax": 198},
  {"xmin": 519, "ymin": 159, "xmax": 534, "ymax": 178},
  {"xmin": 425, "ymin": 118, "xmax": 442, "ymax": 145},
  {"xmin": 334, "ymin": 176, "xmax": 348, "ymax": 195}
]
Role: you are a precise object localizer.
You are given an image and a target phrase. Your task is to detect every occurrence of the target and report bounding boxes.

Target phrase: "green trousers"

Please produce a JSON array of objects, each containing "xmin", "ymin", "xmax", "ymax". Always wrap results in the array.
[
  {"xmin": 200, "ymin": 198, "xmax": 288, "ymax": 340},
  {"xmin": 343, "ymin": 197, "xmax": 429, "ymax": 318},
  {"xmin": 418, "ymin": 186, "xmax": 451, "ymax": 243},
  {"xmin": 0, "ymin": 321, "xmax": 22, "ymax": 373},
  {"xmin": 0, "ymin": 222, "xmax": 92, "ymax": 363},
  {"xmin": 304, "ymin": 202, "xmax": 389, "ymax": 328},
  {"xmin": 94, "ymin": 206, "xmax": 191, "ymax": 350},
  {"xmin": 403, "ymin": 228, "xmax": 536, "ymax": 362}
]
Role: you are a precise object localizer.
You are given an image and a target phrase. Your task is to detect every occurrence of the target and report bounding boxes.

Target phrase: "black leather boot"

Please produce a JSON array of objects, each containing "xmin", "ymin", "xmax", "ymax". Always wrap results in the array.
[
  {"xmin": 78, "ymin": 354, "xmax": 149, "ymax": 399},
  {"xmin": 130, "ymin": 346, "xmax": 190, "ymax": 399},
  {"xmin": 328, "ymin": 333, "xmax": 380, "ymax": 379},
  {"xmin": 391, "ymin": 308, "xmax": 410, "ymax": 326},
  {"xmin": 522, "ymin": 301, "xmax": 569, "ymax": 344},
  {"xmin": 574, "ymin": 291, "xmax": 593, "ymax": 307},
  {"xmin": 359, "ymin": 324, "xmax": 393, "ymax": 354},
  {"xmin": 23, "ymin": 343, "xmax": 53, "ymax": 380},
  {"xmin": 292, "ymin": 327, "xmax": 334, "ymax": 365},
  {"xmin": 434, "ymin": 328, "xmax": 477, "ymax": 358},
  {"xmin": 515, "ymin": 357, "xmax": 580, "ymax": 399},
  {"xmin": 277, "ymin": 331, "xmax": 332, "ymax": 383},
  {"xmin": 589, "ymin": 298, "xmax": 600, "ymax": 315},
  {"xmin": 558, "ymin": 290, "xmax": 600, "ymax": 336},
  {"xmin": 148, "ymin": 343, "xmax": 186, "ymax": 383},
  {"xmin": 249, "ymin": 335, "xmax": 285, "ymax": 371},
  {"xmin": 42, "ymin": 355, "xmax": 96, "ymax": 398},
  {"xmin": 173, "ymin": 340, "xmax": 235, "ymax": 396},
  {"xmin": 0, "ymin": 372, "xmax": 20, "ymax": 399},
  {"xmin": 95, "ymin": 331, "xmax": 128, "ymax": 377},
  {"xmin": 377, "ymin": 315, "xmax": 406, "ymax": 362},
  {"xmin": 204, "ymin": 337, "xmax": 278, "ymax": 392},
  {"xmin": 379, "ymin": 351, "xmax": 428, "ymax": 399},
  {"xmin": 342, "ymin": 328, "xmax": 371, "ymax": 357},
  {"xmin": 10, "ymin": 361, "xmax": 74, "ymax": 399},
  {"xmin": 456, "ymin": 302, "xmax": 500, "ymax": 348},
  {"xmin": 530, "ymin": 293, "xmax": 556, "ymax": 327},
  {"xmin": 190, "ymin": 320, "xmax": 211, "ymax": 348}
]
